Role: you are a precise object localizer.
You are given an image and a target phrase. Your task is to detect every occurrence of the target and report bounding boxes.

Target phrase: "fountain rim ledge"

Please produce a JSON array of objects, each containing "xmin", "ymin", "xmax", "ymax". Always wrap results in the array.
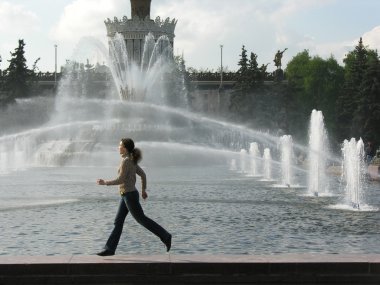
[{"xmin": 1, "ymin": 254, "xmax": 379, "ymax": 284}]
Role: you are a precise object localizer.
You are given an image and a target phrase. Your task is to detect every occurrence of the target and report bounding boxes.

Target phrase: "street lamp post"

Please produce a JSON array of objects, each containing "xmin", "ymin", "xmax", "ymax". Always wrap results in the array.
[
  {"xmin": 217, "ymin": 44, "xmax": 224, "ymax": 114},
  {"xmin": 54, "ymin": 44, "xmax": 57, "ymax": 86},
  {"xmin": 220, "ymin": 44, "xmax": 223, "ymax": 88}
]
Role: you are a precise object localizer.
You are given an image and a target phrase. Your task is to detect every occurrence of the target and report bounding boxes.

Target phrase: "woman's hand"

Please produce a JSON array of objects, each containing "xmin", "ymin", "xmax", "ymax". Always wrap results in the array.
[
  {"xmin": 97, "ymin": 179, "xmax": 106, "ymax": 185},
  {"xmin": 142, "ymin": 190, "xmax": 148, "ymax": 200}
]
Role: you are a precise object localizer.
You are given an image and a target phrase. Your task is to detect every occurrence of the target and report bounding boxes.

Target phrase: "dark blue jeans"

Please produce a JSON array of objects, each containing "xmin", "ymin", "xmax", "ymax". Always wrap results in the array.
[{"xmin": 104, "ymin": 190, "xmax": 170, "ymax": 253}]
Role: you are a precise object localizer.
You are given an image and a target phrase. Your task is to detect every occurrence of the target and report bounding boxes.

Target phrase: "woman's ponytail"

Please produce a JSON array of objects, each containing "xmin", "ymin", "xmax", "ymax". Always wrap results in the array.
[{"xmin": 131, "ymin": 148, "xmax": 142, "ymax": 164}]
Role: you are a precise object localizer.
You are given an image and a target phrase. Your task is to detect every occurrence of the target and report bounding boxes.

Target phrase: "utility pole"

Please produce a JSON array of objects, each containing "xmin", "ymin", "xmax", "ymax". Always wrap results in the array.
[
  {"xmin": 218, "ymin": 44, "xmax": 224, "ymax": 114},
  {"xmin": 54, "ymin": 44, "xmax": 57, "ymax": 86},
  {"xmin": 220, "ymin": 44, "xmax": 223, "ymax": 88}
]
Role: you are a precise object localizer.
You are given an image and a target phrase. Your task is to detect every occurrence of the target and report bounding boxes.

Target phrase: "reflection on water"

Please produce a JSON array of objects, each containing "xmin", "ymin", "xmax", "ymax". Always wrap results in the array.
[{"xmin": 0, "ymin": 164, "xmax": 379, "ymax": 256}]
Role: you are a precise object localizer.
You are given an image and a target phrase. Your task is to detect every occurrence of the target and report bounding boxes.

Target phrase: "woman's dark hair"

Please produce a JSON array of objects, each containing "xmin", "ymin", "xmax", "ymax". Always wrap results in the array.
[{"xmin": 121, "ymin": 138, "xmax": 142, "ymax": 164}]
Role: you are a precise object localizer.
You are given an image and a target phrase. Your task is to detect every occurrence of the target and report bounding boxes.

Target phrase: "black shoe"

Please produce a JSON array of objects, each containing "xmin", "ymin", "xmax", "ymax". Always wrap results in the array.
[
  {"xmin": 165, "ymin": 234, "xmax": 172, "ymax": 252},
  {"xmin": 97, "ymin": 249, "xmax": 115, "ymax": 256}
]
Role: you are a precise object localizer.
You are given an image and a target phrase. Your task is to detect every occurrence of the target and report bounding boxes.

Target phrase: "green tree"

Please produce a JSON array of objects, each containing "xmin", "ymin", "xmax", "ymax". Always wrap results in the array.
[
  {"xmin": 336, "ymin": 37, "xmax": 378, "ymax": 141},
  {"xmin": 235, "ymin": 45, "xmax": 250, "ymax": 92},
  {"xmin": 229, "ymin": 45, "xmax": 250, "ymax": 117},
  {"xmin": 230, "ymin": 46, "xmax": 279, "ymax": 127},
  {"xmin": 303, "ymin": 55, "xmax": 343, "ymax": 134},
  {"xmin": 285, "ymin": 50, "xmax": 344, "ymax": 142},
  {"xmin": 2, "ymin": 39, "xmax": 40, "ymax": 105},
  {"xmin": 321, "ymin": 57, "xmax": 344, "ymax": 137},
  {"xmin": 286, "ymin": 50, "xmax": 315, "ymax": 136},
  {"xmin": 355, "ymin": 52, "xmax": 380, "ymax": 143},
  {"xmin": 247, "ymin": 52, "xmax": 269, "ymax": 126},
  {"xmin": 3, "ymin": 40, "xmax": 29, "ymax": 101},
  {"xmin": 248, "ymin": 52, "xmax": 260, "ymax": 87}
]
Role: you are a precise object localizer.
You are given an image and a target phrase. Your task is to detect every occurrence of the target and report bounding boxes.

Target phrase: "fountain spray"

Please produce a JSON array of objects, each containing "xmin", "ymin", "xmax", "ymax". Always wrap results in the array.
[{"xmin": 342, "ymin": 138, "xmax": 365, "ymax": 210}]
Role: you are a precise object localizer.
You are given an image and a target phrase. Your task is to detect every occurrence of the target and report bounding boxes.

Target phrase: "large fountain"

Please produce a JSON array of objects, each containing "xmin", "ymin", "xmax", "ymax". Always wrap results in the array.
[
  {"xmin": 280, "ymin": 135, "xmax": 294, "ymax": 187},
  {"xmin": 308, "ymin": 110, "xmax": 329, "ymax": 196},
  {"xmin": 104, "ymin": 0, "xmax": 178, "ymax": 102},
  {"xmin": 341, "ymin": 138, "xmax": 366, "ymax": 209},
  {"xmin": 262, "ymin": 148, "xmax": 273, "ymax": 181},
  {"xmin": 248, "ymin": 142, "xmax": 261, "ymax": 177}
]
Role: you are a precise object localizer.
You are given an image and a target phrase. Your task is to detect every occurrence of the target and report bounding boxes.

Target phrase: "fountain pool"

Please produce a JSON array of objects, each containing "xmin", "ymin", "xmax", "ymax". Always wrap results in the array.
[
  {"xmin": 0, "ymin": 161, "xmax": 379, "ymax": 256},
  {"xmin": 0, "ymin": 33, "xmax": 379, "ymax": 256}
]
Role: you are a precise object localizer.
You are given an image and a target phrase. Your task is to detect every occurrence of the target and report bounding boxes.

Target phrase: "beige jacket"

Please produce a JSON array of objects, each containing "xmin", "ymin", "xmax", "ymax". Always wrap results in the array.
[{"xmin": 106, "ymin": 155, "xmax": 146, "ymax": 195}]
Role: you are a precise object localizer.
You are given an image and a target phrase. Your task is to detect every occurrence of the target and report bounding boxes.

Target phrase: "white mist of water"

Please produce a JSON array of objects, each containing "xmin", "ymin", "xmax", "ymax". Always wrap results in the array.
[
  {"xmin": 263, "ymin": 148, "xmax": 272, "ymax": 181},
  {"xmin": 108, "ymin": 32, "xmax": 182, "ymax": 105},
  {"xmin": 342, "ymin": 138, "xmax": 366, "ymax": 209},
  {"xmin": 308, "ymin": 110, "xmax": 329, "ymax": 196},
  {"xmin": 249, "ymin": 142, "xmax": 261, "ymax": 176},
  {"xmin": 280, "ymin": 135, "xmax": 293, "ymax": 186},
  {"xmin": 0, "ymin": 31, "xmax": 190, "ymax": 172},
  {"xmin": 1, "ymin": 32, "xmax": 333, "ymax": 174},
  {"xmin": 230, "ymin": 159, "xmax": 237, "ymax": 171},
  {"xmin": 240, "ymin": 149, "xmax": 248, "ymax": 173}
]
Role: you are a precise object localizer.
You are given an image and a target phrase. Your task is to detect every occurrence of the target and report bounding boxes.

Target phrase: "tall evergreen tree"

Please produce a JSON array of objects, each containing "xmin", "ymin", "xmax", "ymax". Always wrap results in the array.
[
  {"xmin": 229, "ymin": 45, "xmax": 250, "ymax": 116},
  {"xmin": 3, "ymin": 40, "xmax": 31, "ymax": 102},
  {"xmin": 247, "ymin": 52, "xmax": 268, "ymax": 126},
  {"xmin": 248, "ymin": 52, "xmax": 260, "ymax": 86},
  {"xmin": 235, "ymin": 45, "xmax": 250, "ymax": 92},
  {"xmin": 337, "ymin": 37, "xmax": 377, "ymax": 141},
  {"xmin": 355, "ymin": 53, "xmax": 380, "ymax": 143}
]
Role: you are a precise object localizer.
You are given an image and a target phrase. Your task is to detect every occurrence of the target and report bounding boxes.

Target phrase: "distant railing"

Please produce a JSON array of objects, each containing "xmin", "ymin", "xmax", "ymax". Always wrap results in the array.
[
  {"xmin": 0, "ymin": 71, "xmax": 62, "ymax": 81},
  {"xmin": 0, "ymin": 71, "xmax": 276, "ymax": 82},
  {"xmin": 189, "ymin": 72, "xmax": 276, "ymax": 82},
  {"xmin": 35, "ymin": 72, "xmax": 61, "ymax": 81},
  {"xmin": 34, "ymin": 71, "xmax": 110, "ymax": 81},
  {"xmin": 0, "ymin": 71, "xmax": 110, "ymax": 81},
  {"xmin": 187, "ymin": 72, "xmax": 237, "ymax": 81}
]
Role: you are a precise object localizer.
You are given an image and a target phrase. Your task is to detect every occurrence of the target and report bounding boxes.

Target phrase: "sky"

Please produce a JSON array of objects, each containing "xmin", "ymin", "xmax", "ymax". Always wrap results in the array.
[{"xmin": 0, "ymin": 0, "xmax": 380, "ymax": 73}]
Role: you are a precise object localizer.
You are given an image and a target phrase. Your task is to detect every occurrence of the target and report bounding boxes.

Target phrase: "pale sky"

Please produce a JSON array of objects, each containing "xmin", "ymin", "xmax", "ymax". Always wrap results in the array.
[{"xmin": 1, "ymin": 0, "xmax": 379, "ymax": 73}]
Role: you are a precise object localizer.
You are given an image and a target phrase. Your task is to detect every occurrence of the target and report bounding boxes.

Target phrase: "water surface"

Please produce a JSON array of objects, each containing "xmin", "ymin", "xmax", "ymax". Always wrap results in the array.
[{"xmin": 0, "ymin": 165, "xmax": 379, "ymax": 255}]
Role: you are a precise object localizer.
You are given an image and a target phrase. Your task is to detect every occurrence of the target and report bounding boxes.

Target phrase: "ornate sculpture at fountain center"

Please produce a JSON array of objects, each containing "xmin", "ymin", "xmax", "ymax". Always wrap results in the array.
[
  {"xmin": 104, "ymin": 0, "xmax": 177, "ymax": 66},
  {"xmin": 104, "ymin": 0, "xmax": 178, "ymax": 102}
]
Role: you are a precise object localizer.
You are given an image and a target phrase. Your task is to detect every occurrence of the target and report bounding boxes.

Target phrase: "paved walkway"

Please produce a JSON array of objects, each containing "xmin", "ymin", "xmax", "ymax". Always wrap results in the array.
[{"xmin": 0, "ymin": 254, "xmax": 379, "ymax": 284}]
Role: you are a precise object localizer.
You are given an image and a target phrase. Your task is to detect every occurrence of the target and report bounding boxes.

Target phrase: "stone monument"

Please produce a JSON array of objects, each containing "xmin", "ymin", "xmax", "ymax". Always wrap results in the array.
[{"xmin": 273, "ymin": 48, "xmax": 287, "ymax": 81}]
